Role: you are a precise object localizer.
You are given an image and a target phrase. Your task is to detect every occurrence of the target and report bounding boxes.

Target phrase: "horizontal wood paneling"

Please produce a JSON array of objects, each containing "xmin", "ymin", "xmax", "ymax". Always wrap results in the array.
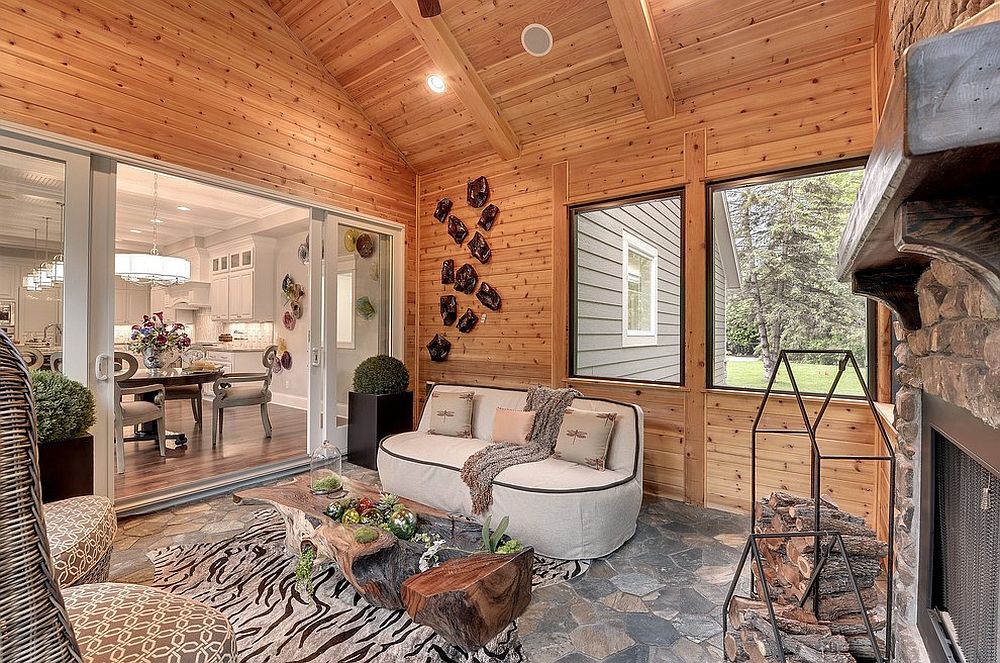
[{"xmin": 0, "ymin": 0, "xmax": 419, "ymax": 383}]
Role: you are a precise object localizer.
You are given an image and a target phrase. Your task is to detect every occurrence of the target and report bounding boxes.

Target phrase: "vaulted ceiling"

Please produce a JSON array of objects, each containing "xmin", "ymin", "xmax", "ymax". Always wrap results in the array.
[{"xmin": 267, "ymin": 0, "xmax": 875, "ymax": 173}]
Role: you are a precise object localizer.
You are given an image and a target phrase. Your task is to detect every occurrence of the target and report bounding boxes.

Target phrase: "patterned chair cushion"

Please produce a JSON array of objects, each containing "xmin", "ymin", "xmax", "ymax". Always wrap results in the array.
[
  {"xmin": 63, "ymin": 583, "xmax": 236, "ymax": 663},
  {"xmin": 44, "ymin": 495, "xmax": 117, "ymax": 587}
]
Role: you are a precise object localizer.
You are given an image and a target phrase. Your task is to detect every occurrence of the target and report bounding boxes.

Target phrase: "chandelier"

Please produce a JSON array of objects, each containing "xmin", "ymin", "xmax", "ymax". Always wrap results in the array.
[{"xmin": 115, "ymin": 172, "xmax": 191, "ymax": 286}]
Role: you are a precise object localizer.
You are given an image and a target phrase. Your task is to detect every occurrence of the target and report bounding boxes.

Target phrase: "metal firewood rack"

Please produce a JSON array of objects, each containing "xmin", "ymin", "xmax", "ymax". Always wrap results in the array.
[{"xmin": 722, "ymin": 349, "xmax": 896, "ymax": 662}]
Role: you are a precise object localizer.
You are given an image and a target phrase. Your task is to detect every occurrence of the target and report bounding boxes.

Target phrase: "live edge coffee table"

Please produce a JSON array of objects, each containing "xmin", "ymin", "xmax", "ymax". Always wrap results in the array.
[{"xmin": 234, "ymin": 475, "xmax": 533, "ymax": 651}]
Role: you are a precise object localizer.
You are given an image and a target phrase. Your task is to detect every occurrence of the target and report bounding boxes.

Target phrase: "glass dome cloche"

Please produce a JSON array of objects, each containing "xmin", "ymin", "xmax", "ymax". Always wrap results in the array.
[{"xmin": 309, "ymin": 440, "xmax": 343, "ymax": 495}]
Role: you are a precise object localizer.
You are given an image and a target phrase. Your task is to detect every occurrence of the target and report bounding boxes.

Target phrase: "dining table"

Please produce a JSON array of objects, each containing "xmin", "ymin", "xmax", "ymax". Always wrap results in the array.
[{"xmin": 119, "ymin": 367, "xmax": 223, "ymax": 447}]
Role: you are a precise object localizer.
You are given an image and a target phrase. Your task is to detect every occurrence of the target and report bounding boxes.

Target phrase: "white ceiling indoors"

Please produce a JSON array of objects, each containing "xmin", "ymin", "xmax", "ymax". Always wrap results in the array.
[{"xmin": 0, "ymin": 152, "xmax": 306, "ymax": 255}]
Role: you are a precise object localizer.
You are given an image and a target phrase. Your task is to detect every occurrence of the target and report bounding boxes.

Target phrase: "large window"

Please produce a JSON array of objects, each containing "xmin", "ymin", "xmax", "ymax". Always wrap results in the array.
[
  {"xmin": 571, "ymin": 192, "xmax": 683, "ymax": 384},
  {"xmin": 710, "ymin": 165, "xmax": 871, "ymax": 396}
]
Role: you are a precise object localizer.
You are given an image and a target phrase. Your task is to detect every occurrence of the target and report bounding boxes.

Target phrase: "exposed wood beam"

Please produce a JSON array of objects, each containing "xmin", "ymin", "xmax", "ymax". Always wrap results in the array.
[
  {"xmin": 390, "ymin": 0, "xmax": 521, "ymax": 160},
  {"xmin": 607, "ymin": 0, "xmax": 675, "ymax": 121}
]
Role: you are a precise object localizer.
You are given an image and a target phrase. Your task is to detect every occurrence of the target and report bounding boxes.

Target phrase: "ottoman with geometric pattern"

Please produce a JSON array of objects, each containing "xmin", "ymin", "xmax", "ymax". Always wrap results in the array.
[
  {"xmin": 63, "ymin": 583, "xmax": 237, "ymax": 663},
  {"xmin": 44, "ymin": 494, "xmax": 118, "ymax": 587}
]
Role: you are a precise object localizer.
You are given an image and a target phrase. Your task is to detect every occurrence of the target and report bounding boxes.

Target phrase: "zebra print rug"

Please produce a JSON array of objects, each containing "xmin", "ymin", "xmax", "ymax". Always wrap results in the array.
[{"xmin": 147, "ymin": 510, "xmax": 590, "ymax": 663}]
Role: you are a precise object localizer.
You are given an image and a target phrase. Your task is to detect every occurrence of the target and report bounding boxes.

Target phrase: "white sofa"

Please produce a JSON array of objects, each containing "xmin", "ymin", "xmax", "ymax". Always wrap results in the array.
[{"xmin": 377, "ymin": 384, "xmax": 644, "ymax": 560}]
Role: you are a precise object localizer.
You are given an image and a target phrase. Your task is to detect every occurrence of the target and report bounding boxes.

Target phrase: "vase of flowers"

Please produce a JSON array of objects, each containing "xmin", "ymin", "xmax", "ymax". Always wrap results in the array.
[{"xmin": 129, "ymin": 312, "xmax": 191, "ymax": 372}]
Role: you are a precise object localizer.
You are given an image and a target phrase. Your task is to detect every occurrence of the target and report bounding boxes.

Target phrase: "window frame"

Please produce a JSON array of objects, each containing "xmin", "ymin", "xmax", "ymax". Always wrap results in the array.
[
  {"xmin": 621, "ymin": 232, "xmax": 659, "ymax": 347},
  {"xmin": 705, "ymin": 158, "xmax": 878, "ymax": 398},
  {"xmin": 569, "ymin": 188, "xmax": 685, "ymax": 387}
]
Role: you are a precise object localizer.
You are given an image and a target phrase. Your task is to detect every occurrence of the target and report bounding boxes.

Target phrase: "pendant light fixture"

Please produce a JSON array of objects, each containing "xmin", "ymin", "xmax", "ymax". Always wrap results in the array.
[
  {"xmin": 115, "ymin": 172, "xmax": 191, "ymax": 286},
  {"xmin": 22, "ymin": 227, "xmax": 42, "ymax": 293},
  {"xmin": 46, "ymin": 202, "xmax": 65, "ymax": 284}
]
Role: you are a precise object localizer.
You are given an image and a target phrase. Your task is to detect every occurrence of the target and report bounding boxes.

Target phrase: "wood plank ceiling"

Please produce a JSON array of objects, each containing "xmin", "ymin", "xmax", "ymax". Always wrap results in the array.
[{"xmin": 268, "ymin": 0, "xmax": 875, "ymax": 173}]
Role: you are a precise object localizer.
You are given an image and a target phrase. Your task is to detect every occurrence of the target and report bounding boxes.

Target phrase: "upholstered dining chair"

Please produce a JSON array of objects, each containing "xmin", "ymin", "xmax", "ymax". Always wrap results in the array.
[
  {"xmin": 50, "ymin": 350, "xmax": 63, "ymax": 373},
  {"xmin": 17, "ymin": 344, "xmax": 44, "ymax": 369},
  {"xmin": 0, "ymin": 329, "xmax": 237, "ymax": 663},
  {"xmin": 211, "ymin": 345, "xmax": 277, "ymax": 447},
  {"xmin": 113, "ymin": 351, "xmax": 167, "ymax": 474}
]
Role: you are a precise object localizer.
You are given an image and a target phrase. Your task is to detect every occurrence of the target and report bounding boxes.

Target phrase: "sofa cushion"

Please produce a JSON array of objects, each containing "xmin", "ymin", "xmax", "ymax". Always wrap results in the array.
[
  {"xmin": 381, "ymin": 432, "xmax": 632, "ymax": 491},
  {"xmin": 425, "ymin": 390, "xmax": 475, "ymax": 438},
  {"xmin": 44, "ymin": 495, "xmax": 117, "ymax": 587},
  {"xmin": 491, "ymin": 408, "xmax": 535, "ymax": 444},
  {"xmin": 552, "ymin": 407, "xmax": 617, "ymax": 471}
]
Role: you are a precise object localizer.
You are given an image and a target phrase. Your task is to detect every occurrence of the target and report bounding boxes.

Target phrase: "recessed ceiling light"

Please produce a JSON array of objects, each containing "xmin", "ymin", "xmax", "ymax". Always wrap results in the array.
[
  {"xmin": 426, "ymin": 74, "xmax": 446, "ymax": 94},
  {"xmin": 521, "ymin": 23, "xmax": 553, "ymax": 57},
  {"xmin": 177, "ymin": 205, "xmax": 191, "ymax": 211},
  {"xmin": 151, "ymin": 218, "xmax": 163, "ymax": 224}
]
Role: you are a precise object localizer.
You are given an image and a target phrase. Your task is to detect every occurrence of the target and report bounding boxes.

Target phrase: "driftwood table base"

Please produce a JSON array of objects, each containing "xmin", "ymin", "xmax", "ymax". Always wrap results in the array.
[{"xmin": 234, "ymin": 475, "xmax": 534, "ymax": 649}]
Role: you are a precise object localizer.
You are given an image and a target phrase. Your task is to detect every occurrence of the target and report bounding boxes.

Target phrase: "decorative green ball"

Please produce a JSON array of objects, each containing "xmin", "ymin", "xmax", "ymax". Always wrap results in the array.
[
  {"xmin": 352, "ymin": 355, "xmax": 409, "ymax": 395},
  {"xmin": 325, "ymin": 500, "xmax": 347, "ymax": 521},
  {"xmin": 387, "ymin": 509, "xmax": 418, "ymax": 540},
  {"xmin": 341, "ymin": 508, "xmax": 361, "ymax": 525},
  {"xmin": 30, "ymin": 371, "xmax": 96, "ymax": 444}
]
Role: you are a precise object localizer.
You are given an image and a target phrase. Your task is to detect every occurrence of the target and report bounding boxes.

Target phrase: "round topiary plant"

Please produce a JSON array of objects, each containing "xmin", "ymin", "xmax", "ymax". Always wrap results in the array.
[
  {"xmin": 30, "ymin": 370, "xmax": 96, "ymax": 444},
  {"xmin": 352, "ymin": 355, "xmax": 410, "ymax": 395}
]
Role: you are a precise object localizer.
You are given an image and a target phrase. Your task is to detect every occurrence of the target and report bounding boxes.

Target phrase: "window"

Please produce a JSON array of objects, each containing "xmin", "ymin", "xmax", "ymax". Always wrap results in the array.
[
  {"xmin": 336, "ymin": 262, "xmax": 355, "ymax": 349},
  {"xmin": 622, "ymin": 234, "xmax": 658, "ymax": 346},
  {"xmin": 709, "ymin": 165, "xmax": 872, "ymax": 396},
  {"xmin": 571, "ymin": 192, "xmax": 683, "ymax": 384}
]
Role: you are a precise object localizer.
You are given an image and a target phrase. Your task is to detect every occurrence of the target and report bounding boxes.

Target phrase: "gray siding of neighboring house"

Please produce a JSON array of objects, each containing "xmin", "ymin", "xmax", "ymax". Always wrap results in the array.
[
  {"xmin": 713, "ymin": 237, "xmax": 728, "ymax": 386},
  {"xmin": 574, "ymin": 198, "xmax": 682, "ymax": 382}
]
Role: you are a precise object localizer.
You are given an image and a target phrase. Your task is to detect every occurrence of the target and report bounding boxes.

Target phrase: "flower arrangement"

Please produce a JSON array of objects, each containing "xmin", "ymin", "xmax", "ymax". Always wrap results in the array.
[{"xmin": 128, "ymin": 312, "xmax": 191, "ymax": 354}]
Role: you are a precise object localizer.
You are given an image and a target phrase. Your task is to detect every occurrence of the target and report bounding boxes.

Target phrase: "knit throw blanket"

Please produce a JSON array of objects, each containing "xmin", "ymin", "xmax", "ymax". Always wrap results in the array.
[{"xmin": 460, "ymin": 385, "xmax": 582, "ymax": 514}]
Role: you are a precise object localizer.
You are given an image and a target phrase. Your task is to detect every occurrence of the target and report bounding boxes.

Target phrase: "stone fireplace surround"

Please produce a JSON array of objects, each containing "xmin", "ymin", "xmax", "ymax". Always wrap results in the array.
[{"xmin": 890, "ymin": 260, "xmax": 1000, "ymax": 661}]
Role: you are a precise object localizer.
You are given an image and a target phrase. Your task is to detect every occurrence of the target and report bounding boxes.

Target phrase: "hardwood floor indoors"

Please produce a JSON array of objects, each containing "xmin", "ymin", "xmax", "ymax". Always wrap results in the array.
[{"xmin": 115, "ymin": 399, "xmax": 308, "ymax": 500}]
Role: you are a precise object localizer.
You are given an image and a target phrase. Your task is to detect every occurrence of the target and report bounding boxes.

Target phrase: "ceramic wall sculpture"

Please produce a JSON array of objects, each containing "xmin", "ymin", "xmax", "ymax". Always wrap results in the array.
[
  {"xmin": 433, "ymin": 198, "xmax": 452, "ymax": 222},
  {"xmin": 426, "ymin": 334, "xmax": 451, "ymax": 362},
  {"xmin": 355, "ymin": 233, "xmax": 375, "ymax": 258},
  {"xmin": 440, "ymin": 295, "xmax": 457, "ymax": 326},
  {"xmin": 447, "ymin": 215, "xmax": 468, "ymax": 245},
  {"xmin": 476, "ymin": 282, "xmax": 502, "ymax": 311},
  {"xmin": 441, "ymin": 259, "xmax": 455, "ymax": 284},
  {"xmin": 468, "ymin": 232, "xmax": 491, "ymax": 264},
  {"xmin": 356, "ymin": 296, "xmax": 376, "ymax": 319},
  {"xmin": 477, "ymin": 204, "xmax": 499, "ymax": 231},
  {"xmin": 454, "ymin": 263, "xmax": 478, "ymax": 295},
  {"xmin": 466, "ymin": 176, "xmax": 489, "ymax": 208},
  {"xmin": 456, "ymin": 308, "xmax": 479, "ymax": 333}
]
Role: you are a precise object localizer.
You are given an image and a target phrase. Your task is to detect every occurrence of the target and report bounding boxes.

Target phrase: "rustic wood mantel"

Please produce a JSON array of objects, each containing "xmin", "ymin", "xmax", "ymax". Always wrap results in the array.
[{"xmin": 837, "ymin": 21, "xmax": 1000, "ymax": 330}]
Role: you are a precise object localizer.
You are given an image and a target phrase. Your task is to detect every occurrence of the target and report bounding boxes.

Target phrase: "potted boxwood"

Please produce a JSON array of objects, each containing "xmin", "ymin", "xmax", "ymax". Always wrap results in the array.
[
  {"xmin": 347, "ymin": 355, "xmax": 412, "ymax": 471},
  {"xmin": 31, "ymin": 370, "xmax": 96, "ymax": 503}
]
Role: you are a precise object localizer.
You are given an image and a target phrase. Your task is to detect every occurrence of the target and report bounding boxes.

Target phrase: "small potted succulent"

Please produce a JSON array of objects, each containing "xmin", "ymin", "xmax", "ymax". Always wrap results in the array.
[
  {"xmin": 347, "ymin": 355, "xmax": 413, "ymax": 470},
  {"xmin": 31, "ymin": 370, "xmax": 96, "ymax": 503}
]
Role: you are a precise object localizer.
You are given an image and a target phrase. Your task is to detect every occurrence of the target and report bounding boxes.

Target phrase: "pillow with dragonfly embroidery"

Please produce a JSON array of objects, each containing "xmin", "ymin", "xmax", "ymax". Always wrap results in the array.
[
  {"xmin": 552, "ymin": 407, "xmax": 617, "ymax": 471},
  {"xmin": 426, "ymin": 390, "xmax": 475, "ymax": 438}
]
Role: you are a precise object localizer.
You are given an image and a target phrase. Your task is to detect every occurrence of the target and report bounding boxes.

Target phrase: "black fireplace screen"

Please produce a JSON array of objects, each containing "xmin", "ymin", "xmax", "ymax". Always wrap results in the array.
[{"xmin": 933, "ymin": 431, "xmax": 1000, "ymax": 663}]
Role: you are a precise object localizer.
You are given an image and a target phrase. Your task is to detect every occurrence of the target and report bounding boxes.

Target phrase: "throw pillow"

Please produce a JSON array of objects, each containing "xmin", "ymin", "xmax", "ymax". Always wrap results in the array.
[
  {"xmin": 552, "ymin": 407, "xmax": 617, "ymax": 471},
  {"xmin": 491, "ymin": 408, "xmax": 536, "ymax": 445},
  {"xmin": 426, "ymin": 390, "xmax": 475, "ymax": 438}
]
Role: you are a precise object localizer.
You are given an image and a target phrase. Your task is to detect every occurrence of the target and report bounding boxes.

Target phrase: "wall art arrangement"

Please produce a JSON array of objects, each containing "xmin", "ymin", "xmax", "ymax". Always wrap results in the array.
[
  {"xmin": 427, "ymin": 175, "xmax": 503, "ymax": 362},
  {"xmin": 343, "ymin": 228, "xmax": 379, "ymax": 317},
  {"xmin": 281, "ymin": 273, "xmax": 305, "ymax": 331}
]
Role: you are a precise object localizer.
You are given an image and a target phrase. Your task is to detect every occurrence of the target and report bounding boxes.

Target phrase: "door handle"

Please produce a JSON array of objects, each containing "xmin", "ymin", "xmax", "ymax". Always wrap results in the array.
[
  {"xmin": 311, "ymin": 347, "xmax": 322, "ymax": 367},
  {"xmin": 94, "ymin": 353, "xmax": 111, "ymax": 381}
]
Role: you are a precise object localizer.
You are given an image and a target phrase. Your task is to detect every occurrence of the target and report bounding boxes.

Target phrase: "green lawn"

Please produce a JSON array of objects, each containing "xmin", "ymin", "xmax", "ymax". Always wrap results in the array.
[{"xmin": 723, "ymin": 358, "xmax": 866, "ymax": 397}]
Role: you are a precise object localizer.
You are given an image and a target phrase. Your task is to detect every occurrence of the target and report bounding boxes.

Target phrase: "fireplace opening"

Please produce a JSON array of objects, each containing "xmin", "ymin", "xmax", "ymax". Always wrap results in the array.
[{"xmin": 929, "ymin": 431, "xmax": 1000, "ymax": 663}]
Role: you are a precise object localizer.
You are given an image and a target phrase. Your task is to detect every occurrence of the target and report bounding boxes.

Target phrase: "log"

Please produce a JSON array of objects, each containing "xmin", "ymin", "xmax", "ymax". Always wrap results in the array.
[
  {"xmin": 402, "ymin": 548, "xmax": 533, "ymax": 651},
  {"xmin": 742, "ymin": 611, "xmax": 854, "ymax": 663},
  {"xmin": 788, "ymin": 535, "xmax": 888, "ymax": 560},
  {"xmin": 725, "ymin": 632, "xmax": 748, "ymax": 661}
]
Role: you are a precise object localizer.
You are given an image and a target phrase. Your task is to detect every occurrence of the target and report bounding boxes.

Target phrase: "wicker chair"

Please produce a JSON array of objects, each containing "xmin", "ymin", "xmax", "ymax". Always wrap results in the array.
[
  {"xmin": 0, "ymin": 330, "xmax": 237, "ymax": 662},
  {"xmin": 211, "ymin": 345, "xmax": 278, "ymax": 447}
]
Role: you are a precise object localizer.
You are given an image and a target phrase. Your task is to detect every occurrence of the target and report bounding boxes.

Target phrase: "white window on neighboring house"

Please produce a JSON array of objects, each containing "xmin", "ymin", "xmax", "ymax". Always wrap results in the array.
[{"xmin": 621, "ymin": 233, "xmax": 658, "ymax": 347}]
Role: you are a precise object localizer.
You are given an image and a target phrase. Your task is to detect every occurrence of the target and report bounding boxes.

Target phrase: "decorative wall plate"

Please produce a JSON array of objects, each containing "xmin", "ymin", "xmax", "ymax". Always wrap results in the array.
[
  {"xmin": 468, "ymin": 231, "xmax": 491, "ymax": 264},
  {"xmin": 356, "ymin": 296, "xmax": 376, "ymax": 319},
  {"xmin": 283, "ymin": 311, "xmax": 296, "ymax": 330},
  {"xmin": 441, "ymin": 259, "xmax": 455, "ymax": 284},
  {"xmin": 478, "ymin": 204, "xmax": 499, "ymax": 231},
  {"xmin": 343, "ymin": 229, "xmax": 360, "ymax": 252},
  {"xmin": 456, "ymin": 308, "xmax": 479, "ymax": 333},
  {"xmin": 433, "ymin": 198, "xmax": 453, "ymax": 222},
  {"xmin": 454, "ymin": 263, "xmax": 479, "ymax": 295},
  {"xmin": 447, "ymin": 215, "xmax": 468, "ymax": 244},
  {"xmin": 476, "ymin": 282, "xmax": 502, "ymax": 311},
  {"xmin": 440, "ymin": 295, "xmax": 457, "ymax": 326},
  {"xmin": 466, "ymin": 176, "xmax": 490, "ymax": 208},
  {"xmin": 298, "ymin": 235, "xmax": 310, "ymax": 265},
  {"xmin": 426, "ymin": 334, "xmax": 451, "ymax": 362},
  {"xmin": 291, "ymin": 301, "xmax": 303, "ymax": 319},
  {"xmin": 280, "ymin": 351, "xmax": 292, "ymax": 369},
  {"xmin": 355, "ymin": 233, "xmax": 375, "ymax": 258}
]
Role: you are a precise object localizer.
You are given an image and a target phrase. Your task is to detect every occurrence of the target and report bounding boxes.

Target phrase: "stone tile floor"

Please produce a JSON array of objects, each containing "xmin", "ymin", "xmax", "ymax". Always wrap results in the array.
[{"xmin": 111, "ymin": 465, "xmax": 749, "ymax": 663}]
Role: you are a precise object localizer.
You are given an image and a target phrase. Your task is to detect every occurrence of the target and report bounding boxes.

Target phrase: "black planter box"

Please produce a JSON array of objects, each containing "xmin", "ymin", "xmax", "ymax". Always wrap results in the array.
[
  {"xmin": 38, "ymin": 433, "xmax": 94, "ymax": 503},
  {"xmin": 347, "ymin": 391, "xmax": 414, "ymax": 471}
]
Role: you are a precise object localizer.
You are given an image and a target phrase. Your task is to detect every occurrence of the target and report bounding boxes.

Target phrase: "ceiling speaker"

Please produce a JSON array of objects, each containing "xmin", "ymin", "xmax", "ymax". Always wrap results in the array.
[{"xmin": 521, "ymin": 23, "xmax": 553, "ymax": 57}]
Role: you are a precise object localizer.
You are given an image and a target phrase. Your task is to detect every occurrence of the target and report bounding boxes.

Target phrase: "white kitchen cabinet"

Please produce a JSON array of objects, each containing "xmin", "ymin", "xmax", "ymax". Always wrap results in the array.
[
  {"xmin": 230, "ymin": 271, "xmax": 254, "ymax": 320},
  {"xmin": 113, "ymin": 278, "xmax": 150, "ymax": 325},
  {"xmin": 207, "ymin": 237, "xmax": 274, "ymax": 322},
  {"xmin": 0, "ymin": 264, "xmax": 17, "ymax": 299},
  {"xmin": 210, "ymin": 276, "xmax": 229, "ymax": 321}
]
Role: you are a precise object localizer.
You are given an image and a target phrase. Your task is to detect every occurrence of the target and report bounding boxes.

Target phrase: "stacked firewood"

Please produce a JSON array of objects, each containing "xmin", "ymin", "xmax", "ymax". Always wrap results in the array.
[{"xmin": 724, "ymin": 492, "xmax": 888, "ymax": 663}]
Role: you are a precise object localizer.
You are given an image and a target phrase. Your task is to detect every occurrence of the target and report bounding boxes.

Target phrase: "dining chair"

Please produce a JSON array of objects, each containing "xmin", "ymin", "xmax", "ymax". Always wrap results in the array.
[
  {"xmin": 17, "ymin": 344, "xmax": 44, "ymax": 370},
  {"xmin": 113, "ymin": 351, "xmax": 167, "ymax": 474},
  {"xmin": 164, "ymin": 383, "xmax": 203, "ymax": 426},
  {"xmin": 211, "ymin": 345, "xmax": 278, "ymax": 447},
  {"xmin": 50, "ymin": 350, "xmax": 63, "ymax": 373},
  {"xmin": 0, "ymin": 329, "xmax": 237, "ymax": 663}
]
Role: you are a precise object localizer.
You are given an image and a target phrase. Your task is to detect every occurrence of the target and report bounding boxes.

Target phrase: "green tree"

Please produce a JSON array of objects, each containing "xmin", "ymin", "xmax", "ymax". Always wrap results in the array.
[{"xmin": 724, "ymin": 170, "xmax": 866, "ymax": 381}]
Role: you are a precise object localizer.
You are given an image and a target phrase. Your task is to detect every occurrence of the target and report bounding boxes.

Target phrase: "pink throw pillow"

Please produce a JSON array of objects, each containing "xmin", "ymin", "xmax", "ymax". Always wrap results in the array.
[{"xmin": 491, "ymin": 408, "xmax": 536, "ymax": 445}]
